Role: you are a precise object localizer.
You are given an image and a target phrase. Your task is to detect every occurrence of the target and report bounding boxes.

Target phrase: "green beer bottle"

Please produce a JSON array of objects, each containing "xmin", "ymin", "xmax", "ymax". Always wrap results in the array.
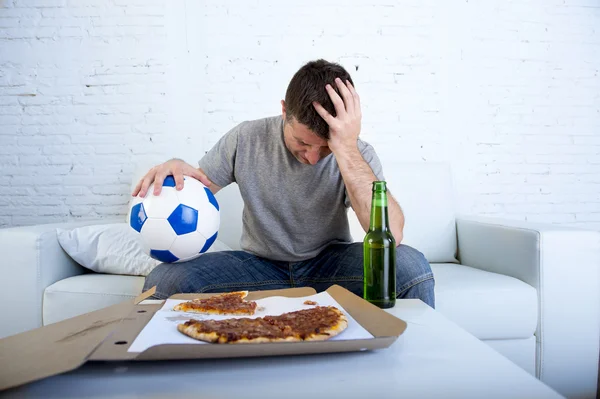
[{"xmin": 363, "ymin": 181, "xmax": 396, "ymax": 308}]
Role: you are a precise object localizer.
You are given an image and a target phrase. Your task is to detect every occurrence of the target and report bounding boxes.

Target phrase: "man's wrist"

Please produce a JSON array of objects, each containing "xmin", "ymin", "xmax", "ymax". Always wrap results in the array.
[{"xmin": 332, "ymin": 142, "xmax": 360, "ymax": 160}]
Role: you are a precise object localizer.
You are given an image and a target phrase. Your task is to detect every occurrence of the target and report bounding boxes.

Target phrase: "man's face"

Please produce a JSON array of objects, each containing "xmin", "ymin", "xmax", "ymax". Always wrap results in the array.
[
  {"xmin": 281, "ymin": 101, "xmax": 331, "ymax": 165},
  {"xmin": 283, "ymin": 118, "xmax": 332, "ymax": 165}
]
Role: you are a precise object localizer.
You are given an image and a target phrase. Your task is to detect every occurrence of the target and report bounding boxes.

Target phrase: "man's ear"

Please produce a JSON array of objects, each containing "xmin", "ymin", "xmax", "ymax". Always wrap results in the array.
[{"xmin": 281, "ymin": 100, "xmax": 286, "ymax": 119}]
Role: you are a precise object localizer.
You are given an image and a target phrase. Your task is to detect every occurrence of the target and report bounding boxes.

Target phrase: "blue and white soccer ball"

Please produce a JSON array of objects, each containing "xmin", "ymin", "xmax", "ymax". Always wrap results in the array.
[{"xmin": 129, "ymin": 175, "xmax": 220, "ymax": 263}]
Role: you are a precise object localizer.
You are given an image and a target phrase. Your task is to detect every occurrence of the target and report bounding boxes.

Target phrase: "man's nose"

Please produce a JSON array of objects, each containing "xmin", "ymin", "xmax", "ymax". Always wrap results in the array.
[{"xmin": 306, "ymin": 148, "xmax": 320, "ymax": 165}]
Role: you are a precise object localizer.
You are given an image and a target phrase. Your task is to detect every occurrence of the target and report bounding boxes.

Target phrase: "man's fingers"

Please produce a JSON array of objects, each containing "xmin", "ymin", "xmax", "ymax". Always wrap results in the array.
[
  {"xmin": 199, "ymin": 175, "xmax": 212, "ymax": 187},
  {"xmin": 347, "ymin": 80, "xmax": 361, "ymax": 116},
  {"xmin": 174, "ymin": 173, "xmax": 185, "ymax": 190},
  {"xmin": 138, "ymin": 175, "xmax": 154, "ymax": 197},
  {"xmin": 136, "ymin": 167, "xmax": 158, "ymax": 197},
  {"xmin": 335, "ymin": 78, "xmax": 354, "ymax": 116},
  {"xmin": 132, "ymin": 180, "xmax": 142, "ymax": 196},
  {"xmin": 183, "ymin": 165, "xmax": 211, "ymax": 187},
  {"xmin": 152, "ymin": 172, "xmax": 167, "ymax": 195},
  {"xmin": 325, "ymin": 84, "xmax": 346, "ymax": 117},
  {"xmin": 195, "ymin": 171, "xmax": 212, "ymax": 187},
  {"xmin": 312, "ymin": 101, "xmax": 335, "ymax": 125}
]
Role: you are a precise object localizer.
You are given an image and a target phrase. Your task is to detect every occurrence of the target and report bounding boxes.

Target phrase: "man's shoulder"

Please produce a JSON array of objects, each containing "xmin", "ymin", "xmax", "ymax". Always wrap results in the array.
[{"xmin": 235, "ymin": 115, "xmax": 282, "ymax": 136}]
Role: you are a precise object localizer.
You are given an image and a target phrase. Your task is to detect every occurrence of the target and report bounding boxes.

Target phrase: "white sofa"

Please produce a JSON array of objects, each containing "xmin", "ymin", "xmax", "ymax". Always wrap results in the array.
[{"xmin": 0, "ymin": 162, "xmax": 598, "ymax": 399}]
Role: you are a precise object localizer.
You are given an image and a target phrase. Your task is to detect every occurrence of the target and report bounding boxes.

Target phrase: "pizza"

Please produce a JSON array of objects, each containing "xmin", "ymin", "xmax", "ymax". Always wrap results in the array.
[
  {"xmin": 173, "ymin": 291, "xmax": 258, "ymax": 316},
  {"xmin": 177, "ymin": 306, "xmax": 348, "ymax": 344},
  {"xmin": 303, "ymin": 300, "xmax": 318, "ymax": 305}
]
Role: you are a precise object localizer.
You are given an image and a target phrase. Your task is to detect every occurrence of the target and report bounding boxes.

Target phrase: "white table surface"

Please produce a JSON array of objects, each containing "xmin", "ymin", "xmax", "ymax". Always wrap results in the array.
[{"xmin": 2, "ymin": 299, "xmax": 563, "ymax": 399}]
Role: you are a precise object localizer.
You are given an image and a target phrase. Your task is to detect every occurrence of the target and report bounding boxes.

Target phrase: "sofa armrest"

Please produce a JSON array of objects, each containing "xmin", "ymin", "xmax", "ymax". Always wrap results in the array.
[
  {"xmin": 0, "ymin": 220, "xmax": 119, "ymax": 339},
  {"xmin": 456, "ymin": 214, "xmax": 600, "ymax": 398}
]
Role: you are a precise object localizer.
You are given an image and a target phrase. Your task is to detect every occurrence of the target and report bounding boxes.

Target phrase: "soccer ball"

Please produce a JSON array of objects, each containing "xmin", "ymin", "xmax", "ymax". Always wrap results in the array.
[{"xmin": 129, "ymin": 175, "xmax": 220, "ymax": 263}]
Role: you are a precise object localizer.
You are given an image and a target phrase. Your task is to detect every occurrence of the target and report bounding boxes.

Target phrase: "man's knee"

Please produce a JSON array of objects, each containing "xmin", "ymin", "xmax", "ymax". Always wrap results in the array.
[
  {"xmin": 143, "ymin": 262, "xmax": 208, "ymax": 299},
  {"xmin": 395, "ymin": 244, "xmax": 432, "ymax": 276},
  {"xmin": 394, "ymin": 245, "xmax": 435, "ymax": 307}
]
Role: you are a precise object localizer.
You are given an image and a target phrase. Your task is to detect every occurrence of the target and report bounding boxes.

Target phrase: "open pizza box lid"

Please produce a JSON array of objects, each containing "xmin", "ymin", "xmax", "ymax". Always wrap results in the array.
[{"xmin": 0, "ymin": 285, "xmax": 407, "ymax": 392}]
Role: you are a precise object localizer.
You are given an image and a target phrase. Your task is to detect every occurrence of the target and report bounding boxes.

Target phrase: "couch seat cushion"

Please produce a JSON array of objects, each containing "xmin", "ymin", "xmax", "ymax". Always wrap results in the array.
[
  {"xmin": 43, "ymin": 274, "xmax": 144, "ymax": 325},
  {"xmin": 432, "ymin": 263, "xmax": 537, "ymax": 340}
]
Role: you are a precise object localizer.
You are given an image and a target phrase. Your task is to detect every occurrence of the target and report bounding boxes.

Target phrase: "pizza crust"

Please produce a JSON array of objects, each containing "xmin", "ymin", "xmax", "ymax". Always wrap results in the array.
[
  {"xmin": 173, "ymin": 291, "xmax": 257, "ymax": 315},
  {"xmin": 177, "ymin": 323, "xmax": 302, "ymax": 344},
  {"xmin": 303, "ymin": 308, "xmax": 348, "ymax": 341},
  {"xmin": 173, "ymin": 306, "xmax": 256, "ymax": 316},
  {"xmin": 177, "ymin": 325, "xmax": 220, "ymax": 343}
]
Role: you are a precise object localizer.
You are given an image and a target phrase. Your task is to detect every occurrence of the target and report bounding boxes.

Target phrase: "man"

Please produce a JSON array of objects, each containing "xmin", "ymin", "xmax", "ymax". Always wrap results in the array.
[{"xmin": 133, "ymin": 59, "xmax": 435, "ymax": 307}]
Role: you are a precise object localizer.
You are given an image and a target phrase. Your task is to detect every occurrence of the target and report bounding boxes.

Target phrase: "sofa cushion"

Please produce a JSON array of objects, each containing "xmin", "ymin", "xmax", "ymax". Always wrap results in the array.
[
  {"xmin": 431, "ymin": 263, "xmax": 538, "ymax": 340},
  {"xmin": 43, "ymin": 274, "xmax": 144, "ymax": 325}
]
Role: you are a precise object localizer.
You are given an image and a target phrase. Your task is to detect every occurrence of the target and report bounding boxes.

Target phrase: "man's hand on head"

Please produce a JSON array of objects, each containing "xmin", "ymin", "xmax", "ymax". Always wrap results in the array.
[{"xmin": 312, "ymin": 78, "xmax": 362, "ymax": 155}]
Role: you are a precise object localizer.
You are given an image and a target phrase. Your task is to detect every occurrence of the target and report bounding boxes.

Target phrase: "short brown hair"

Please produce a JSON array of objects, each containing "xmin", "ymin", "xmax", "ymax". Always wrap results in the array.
[{"xmin": 284, "ymin": 59, "xmax": 354, "ymax": 140}]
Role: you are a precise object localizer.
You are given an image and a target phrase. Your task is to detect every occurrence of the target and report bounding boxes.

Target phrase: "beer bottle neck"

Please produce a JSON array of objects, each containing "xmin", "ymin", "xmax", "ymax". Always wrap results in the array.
[{"xmin": 369, "ymin": 183, "xmax": 389, "ymax": 232}]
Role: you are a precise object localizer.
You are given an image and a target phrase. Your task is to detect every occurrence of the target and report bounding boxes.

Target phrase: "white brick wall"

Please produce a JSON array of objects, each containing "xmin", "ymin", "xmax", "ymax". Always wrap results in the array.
[{"xmin": 1, "ymin": 0, "xmax": 599, "ymax": 229}]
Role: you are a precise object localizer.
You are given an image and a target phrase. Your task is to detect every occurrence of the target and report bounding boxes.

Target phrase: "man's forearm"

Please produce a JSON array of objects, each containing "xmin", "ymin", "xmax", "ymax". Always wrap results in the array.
[
  {"xmin": 311, "ymin": 77, "xmax": 403, "ymax": 243},
  {"xmin": 336, "ymin": 149, "xmax": 404, "ymax": 244}
]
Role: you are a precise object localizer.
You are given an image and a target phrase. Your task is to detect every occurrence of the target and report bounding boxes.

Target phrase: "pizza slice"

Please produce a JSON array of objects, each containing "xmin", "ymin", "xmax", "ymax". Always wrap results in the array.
[
  {"xmin": 173, "ymin": 291, "xmax": 258, "ymax": 316},
  {"xmin": 177, "ymin": 306, "xmax": 348, "ymax": 344}
]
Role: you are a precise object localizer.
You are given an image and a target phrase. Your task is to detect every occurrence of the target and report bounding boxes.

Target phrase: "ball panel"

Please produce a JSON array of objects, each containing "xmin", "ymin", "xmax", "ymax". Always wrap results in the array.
[
  {"xmin": 195, "ymin": 206, "xmax": 220, "ymax": 239},
  {"xmin": 199, "ymin": 231, "xmax": 218, "ymax": 253},
  {"xmin": 168, "ymin": 204, "xmax": 198, "ymax": 235},
  {"xmin": 140, "ymin": 219, "xmax": 177, "ymax": 250},
  {"xmin": 162, "ymin": 175, "xmax": 176, "ymax": 187},
  {"xmin": 204, "ymin": 187, "xmax": 219, "ymax": 211},
  {"xmin": 149, "ymin": 249, "xmax": 179, "ymax": 263},
  {"xmin": 130, "ymin": 195, "xmax": 144, "ymax": 206},
  {"xmin": 129, "ymin": 203, "xmax": 147, "ymax": 233},
  {"xmin": 143, "ymin": 186, "xmax": 180, "ymax": 218},
  {"xmin": 169, "ymin": 231, "xmax": 206, "ymax": 262},
  {"xmin": 127, "ymin": 195, "xmax": 144, "ymax": 226}
]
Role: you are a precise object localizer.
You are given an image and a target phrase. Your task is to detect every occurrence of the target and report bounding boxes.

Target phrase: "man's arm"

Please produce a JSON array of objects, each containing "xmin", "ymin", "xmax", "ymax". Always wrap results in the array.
[
  {"xmin": 313, "ymin": 78, "xmax": 404, "ymax": 244},
  {"xmin": 335, "ymin": 150, "xmax": 404, "ymax": 244}
]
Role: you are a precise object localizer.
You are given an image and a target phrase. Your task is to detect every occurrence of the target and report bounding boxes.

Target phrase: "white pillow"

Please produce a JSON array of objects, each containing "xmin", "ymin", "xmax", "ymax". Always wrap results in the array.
[{"xmin": 56, "ymin": 223, "xmax": 231, "ymax": 276}]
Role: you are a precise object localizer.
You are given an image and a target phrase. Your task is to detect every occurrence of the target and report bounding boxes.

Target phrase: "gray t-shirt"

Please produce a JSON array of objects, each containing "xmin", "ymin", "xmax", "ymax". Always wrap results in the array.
[{"xmin": 199, "ymin": 115, "xmax": 385, "ymax": 261}]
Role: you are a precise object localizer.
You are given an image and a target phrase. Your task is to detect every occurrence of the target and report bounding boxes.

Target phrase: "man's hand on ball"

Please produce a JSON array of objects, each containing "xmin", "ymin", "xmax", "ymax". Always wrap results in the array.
[
  {"xmin": 312, "ymin": 78, "xmax": 362, "ymax": 155},
  {"xmin": 132, "ymin": 159, "xmax": 211, "ymax": 197}
]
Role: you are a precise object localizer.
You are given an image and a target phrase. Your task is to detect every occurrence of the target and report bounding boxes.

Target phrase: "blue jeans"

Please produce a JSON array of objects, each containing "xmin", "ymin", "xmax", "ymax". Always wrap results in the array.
[{"xmin": 143, "ymin": 243, "xmax": 435, "ymax": 308}]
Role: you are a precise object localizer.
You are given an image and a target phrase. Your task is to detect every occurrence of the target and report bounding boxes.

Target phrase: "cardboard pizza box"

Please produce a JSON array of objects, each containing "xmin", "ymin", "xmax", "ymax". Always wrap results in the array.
[{"xmin": 0, "ymin": 285, "xmax": 407, "ymax": 392}]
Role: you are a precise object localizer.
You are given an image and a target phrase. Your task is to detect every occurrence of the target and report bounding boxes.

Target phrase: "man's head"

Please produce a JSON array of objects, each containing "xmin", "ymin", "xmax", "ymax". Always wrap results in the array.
[{"xmin": 281, "ymin": 59, "xmax": 354, "ymax": 165}]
